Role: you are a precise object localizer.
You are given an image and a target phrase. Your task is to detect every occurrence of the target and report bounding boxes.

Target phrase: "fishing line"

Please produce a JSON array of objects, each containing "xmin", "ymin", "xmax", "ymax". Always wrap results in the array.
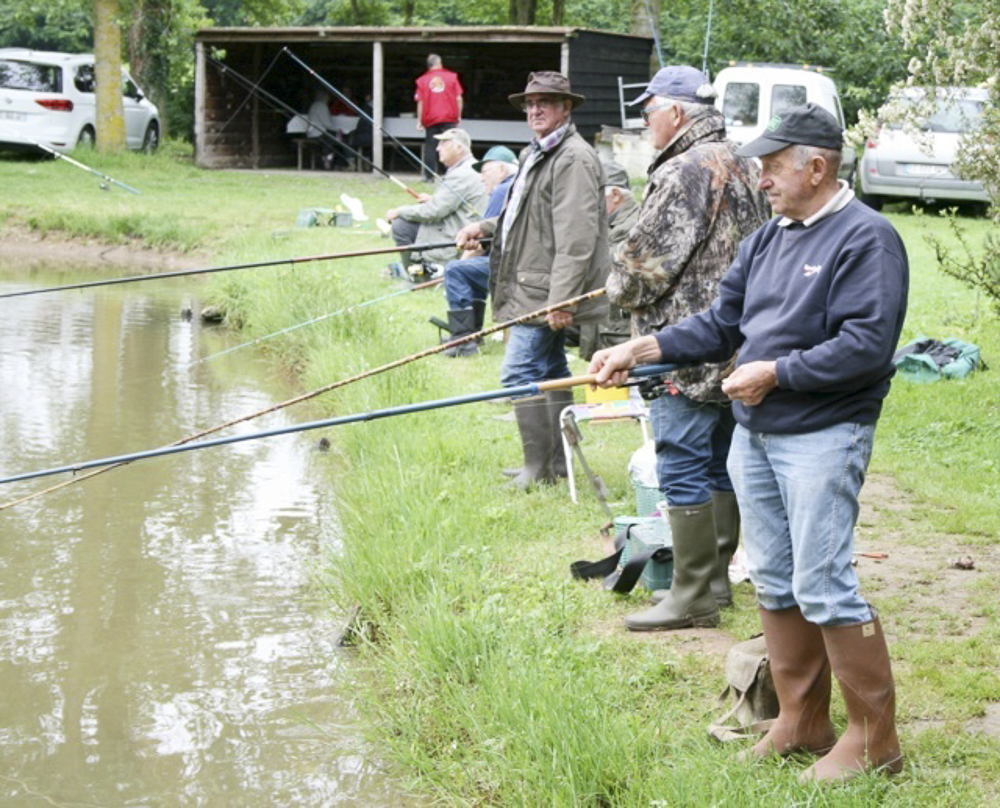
[
  {"xmin": 186, "ymin": 277, "xmax": 442, "ymax": 368},
  {"xmin": 0, "ymin": 240, "xmax": 458, "ymax": 300},
  {"xmin": 206, "ymin": 49, "xmax": 284, "ymax": 149},
  {"xmin": 281, "ymin": 48, "xmax": 484, "ymax": 220},
  {"xmin": 0, "ymin": 126, "xmax": 141, "ymax": 194},
  {"xmin": 0, "ymin": 364, "xmax": 673, "ymax": 485},
  {"xmin": 0, "ymin": 287, "xmax": 605, "ymax": 510},
  {"xmin": 204, "ymin": 56, "xmax": 419, "ymax": 198}
]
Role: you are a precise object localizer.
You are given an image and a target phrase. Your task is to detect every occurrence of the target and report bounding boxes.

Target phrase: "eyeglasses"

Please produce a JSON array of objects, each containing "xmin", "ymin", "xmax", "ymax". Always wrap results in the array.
[
  {"xmin": 641, "ymin": 101, "xmax": 673, "ymax": 124},
  {"xmin": 522, "ymin": 97, "xmax": 561, "ymax": 112}
]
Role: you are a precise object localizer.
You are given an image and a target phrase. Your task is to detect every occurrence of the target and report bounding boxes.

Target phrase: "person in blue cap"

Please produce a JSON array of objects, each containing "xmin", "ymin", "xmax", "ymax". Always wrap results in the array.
[
  {"xmin": 590, "ymin": 102, "xmax": 908, "ymax": 783},
  {"xmin": 438, "ymin": 145, "xmax": 519, "ymax": 357},
  {"xmin": 605, "ymin": 65, "xmax": 770, "ymax": 633}
]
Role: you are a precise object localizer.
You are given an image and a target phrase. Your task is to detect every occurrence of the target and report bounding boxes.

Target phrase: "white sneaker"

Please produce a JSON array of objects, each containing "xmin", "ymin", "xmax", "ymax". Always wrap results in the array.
[{"xmin": 375, "ymin": 218, "xmax": 391, "ymax": 238}]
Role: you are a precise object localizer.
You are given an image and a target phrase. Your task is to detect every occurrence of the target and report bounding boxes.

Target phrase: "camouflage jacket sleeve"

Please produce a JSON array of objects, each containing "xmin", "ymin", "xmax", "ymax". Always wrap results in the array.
[{"xmin": 606, "ymin": 154, "xmax": 716, "ymax": 313}]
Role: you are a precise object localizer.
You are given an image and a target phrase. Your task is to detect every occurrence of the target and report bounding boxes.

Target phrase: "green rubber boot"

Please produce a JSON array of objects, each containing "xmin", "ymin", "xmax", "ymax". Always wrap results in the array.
[
  {"xmin": 710, "ymin": 489, "xmax": 741, "ymax": 608},
  {"xmin": 509, "ymin": 396, "xmax": 556, "ymax": 490},
  {"xmin": 624, "ymin": 501, "xmax": 720, "ymax": 631}
]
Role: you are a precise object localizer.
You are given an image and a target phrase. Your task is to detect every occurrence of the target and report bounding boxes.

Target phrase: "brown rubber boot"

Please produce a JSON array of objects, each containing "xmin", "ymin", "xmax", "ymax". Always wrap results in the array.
[
  {"xmin": 739, "ymin": 606, "xmax": 838, "ymax": 762},
  {"xmin": 710, "ymin": 490, "xmax": 740, "ymax": 608},
  {"xmin": 801, "ymin": 615, "xmax": 902, "ymax": 782},
  {"xmin": 624, "ymin": 502, "xmax": 720, "ymax": 631}
]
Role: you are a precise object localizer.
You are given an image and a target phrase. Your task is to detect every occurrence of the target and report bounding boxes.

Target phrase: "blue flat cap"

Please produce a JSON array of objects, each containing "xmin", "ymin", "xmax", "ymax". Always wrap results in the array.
[{"xmin": 631, "ymin": 65, "xmax": 717, "ymax": 106}]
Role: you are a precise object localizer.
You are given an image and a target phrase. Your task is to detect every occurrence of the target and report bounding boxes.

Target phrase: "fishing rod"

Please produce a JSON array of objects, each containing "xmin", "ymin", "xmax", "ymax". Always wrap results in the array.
[
  {"xmin": 281, "ymin": 48, "xmax": 484, "ymax": 220},
  {"xmin": 0, "ymin": 286, "xmax": 605, "ymax": 511},
  {"xmin": 282, "ymin": 48, "xmax": 437, "ymax": 183},
  {"xmin": 0, "ymin": 127, "xmax": 141, "ymax": 194},
  {"xmin": 189, "ymin": 276, "xmax": 442, "ymax": 367},
  {"xmin": 0, "ymin": 239, "xmax": 460, "ymax": 301},
  {"xmin": 0, "ymin": 364, "xmax": 675, "ymax": 486},
  {"xmin": 205, "ymin": 56, "xmax": 423, "ymax": 201}
]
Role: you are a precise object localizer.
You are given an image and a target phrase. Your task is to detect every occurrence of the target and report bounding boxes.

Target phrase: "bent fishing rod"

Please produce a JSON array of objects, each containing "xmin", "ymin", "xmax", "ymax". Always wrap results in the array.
[
  {"xmin": 205, "ymin": 56, "xmax": 422, "ymax": 201},
  {"xmin": 282, "ymin": 49, "xmax": 483, "ymax": 218},
  {"xmin": 0, "ymin": 287, "xmax": 605, "ymax": 511},
  {"xmin": 0, "ymin": 127, "xmax": 141, "ymax": 195},
  {"xmin": 189, "ymin": 276, "xmax": 443, "ymax": 367},
  {"xmin": 0, "ymin": 239, "xmax": 461, "ymax": 301},
  {"xmin": 0, "ymin": 365, "xmax": 674, "ymax": 486}
]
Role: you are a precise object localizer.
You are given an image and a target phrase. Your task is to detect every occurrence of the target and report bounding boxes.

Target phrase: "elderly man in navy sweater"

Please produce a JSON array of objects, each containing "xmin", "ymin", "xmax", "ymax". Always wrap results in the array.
[{"xmin": 589, "ymin": 104, "xmax": 908, "ymax": 783}]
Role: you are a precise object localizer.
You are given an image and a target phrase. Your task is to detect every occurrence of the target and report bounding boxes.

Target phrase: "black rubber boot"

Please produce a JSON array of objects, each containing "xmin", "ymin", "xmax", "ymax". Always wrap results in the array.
[
  {"xmin": 546, "ymin": 389, "xmax": 574, "ymax": 479},
  {"xmin": 442, "ymin": 308, "xmax": 479, "ymax": 357},
  {"xmin": 509, "ymin": 396, "xmax": 556, "ymax": 490},
  {"xmin": 471, "ymin": 299, "xmax": 486, "ymax": 343}
]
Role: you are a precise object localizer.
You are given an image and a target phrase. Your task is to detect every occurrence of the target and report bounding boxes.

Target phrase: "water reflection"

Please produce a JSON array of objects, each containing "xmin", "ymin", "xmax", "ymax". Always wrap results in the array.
[{"xmin": 0, "ymin": 272, "xmax": 400, "ymax": 805}]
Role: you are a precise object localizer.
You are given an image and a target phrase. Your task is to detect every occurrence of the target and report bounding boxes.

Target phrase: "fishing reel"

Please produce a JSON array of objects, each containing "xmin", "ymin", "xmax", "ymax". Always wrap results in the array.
[
  {"xmin": 406, "ymin": 260, "xmax": 443, "ymax": 284},
  {"xmin": 632, "ymin": 372, "xmax": 670, "ymax": 402}
]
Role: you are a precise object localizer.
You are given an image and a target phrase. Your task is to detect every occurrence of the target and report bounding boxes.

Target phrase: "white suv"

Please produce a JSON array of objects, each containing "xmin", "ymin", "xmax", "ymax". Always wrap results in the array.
[{"xmin": 0, "ymin": 49, "xmax": 160, "ymax": 153}]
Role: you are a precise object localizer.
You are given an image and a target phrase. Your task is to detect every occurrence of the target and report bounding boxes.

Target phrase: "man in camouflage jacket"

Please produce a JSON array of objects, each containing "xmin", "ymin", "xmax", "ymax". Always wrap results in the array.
[{"xmin": 607, "ymin": 66, "xmax": 770, "ymax": 632}]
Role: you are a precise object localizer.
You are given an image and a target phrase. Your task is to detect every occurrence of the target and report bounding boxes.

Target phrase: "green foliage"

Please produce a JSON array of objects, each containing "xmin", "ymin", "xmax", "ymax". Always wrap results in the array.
[
  {"xmin": 657, "ymin": 0, "xmax": 909, "ymax": 125},
  {"xmin": 880, "ymin": 0, "xmax": 999, "ymax": 314}
]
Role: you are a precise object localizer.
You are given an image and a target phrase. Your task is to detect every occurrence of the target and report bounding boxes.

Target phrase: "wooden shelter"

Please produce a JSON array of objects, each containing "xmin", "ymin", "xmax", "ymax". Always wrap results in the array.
[{"xmin": 193, "ymin": 26, "xmax": 654, "ymax": 171}]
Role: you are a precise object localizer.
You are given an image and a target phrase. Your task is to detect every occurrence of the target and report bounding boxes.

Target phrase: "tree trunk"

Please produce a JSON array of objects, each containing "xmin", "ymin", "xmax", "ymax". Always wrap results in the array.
[
  {"xmin": 509, "ymin": 0, "xmax": 536, "ymax": 25},
  {"xmin": 552, "ymin": 0, "xmax": 565, "ymax": 25},
  {"xmin": 630, "ymin": 0, "xmax": 660, "ymax": 39},
  {"xmin": 403, "ymin": 0, "xmax": 416, "ymax": 25},
  {"xmin": 94, "ymin": 0, "xmax": 126, "ymax": 152},
  {"xmin": 128, "ymin": 0, "xmax": 171, "ymax": 140}
]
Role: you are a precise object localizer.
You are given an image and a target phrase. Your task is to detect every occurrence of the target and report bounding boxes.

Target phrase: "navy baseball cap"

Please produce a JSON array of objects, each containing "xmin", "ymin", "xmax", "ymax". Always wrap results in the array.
[
  {"xmin": 631, "ymin": 65, "xmax": 716, "ymax": 106},
  {"xmin": 736, "ymin": 103, "xmax": 844, "ymax": 157}
]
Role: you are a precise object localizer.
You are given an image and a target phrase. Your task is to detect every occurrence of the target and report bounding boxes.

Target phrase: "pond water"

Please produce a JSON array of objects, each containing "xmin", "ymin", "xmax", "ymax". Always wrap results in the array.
[{"xmin": 0, "ymin": 266, "xmax": 402, "ymax": 806}]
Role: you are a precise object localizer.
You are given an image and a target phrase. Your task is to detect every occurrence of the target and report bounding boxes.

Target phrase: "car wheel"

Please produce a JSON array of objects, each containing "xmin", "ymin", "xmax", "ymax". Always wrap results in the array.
[
  {"xmin": 142, "ymin": 122, "xmax": 159, "ymax": 153},
  {"xmin": 76, "ymin": 126, "xmax": 96, "ymax": 149}
]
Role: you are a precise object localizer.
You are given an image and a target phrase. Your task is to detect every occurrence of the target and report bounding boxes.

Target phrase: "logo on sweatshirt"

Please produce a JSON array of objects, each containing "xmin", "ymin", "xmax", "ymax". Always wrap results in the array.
[{"xmin": 803, "ymin": 263, "xmax": 823, "ymax": 277}]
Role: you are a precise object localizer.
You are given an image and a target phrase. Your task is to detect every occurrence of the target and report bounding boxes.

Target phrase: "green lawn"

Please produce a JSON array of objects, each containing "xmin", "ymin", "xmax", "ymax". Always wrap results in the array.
[{"xmin": 2, "ymin": 144, "xmax": 998, "ymax": 805}]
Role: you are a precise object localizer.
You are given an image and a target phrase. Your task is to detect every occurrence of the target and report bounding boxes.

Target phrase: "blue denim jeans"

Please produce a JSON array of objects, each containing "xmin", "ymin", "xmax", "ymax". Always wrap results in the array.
[
  {"xmin": 650, "ymin": 391, "xmax": 735, "ymax": 507},
  {"xmin": 726, "ymin": 422, "xmax": 875, "ymax": 626},
  {"xmin": 500, "ymin": 324, "xmax": 570, "ymax": 387},
  {"xmin": 443, "ymin": 256, "xmax": 490, "ymax": 309}
]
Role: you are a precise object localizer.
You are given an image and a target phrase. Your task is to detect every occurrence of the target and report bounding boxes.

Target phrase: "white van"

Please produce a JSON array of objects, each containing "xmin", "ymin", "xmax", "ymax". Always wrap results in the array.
[{"xmin": 713, "ymin": 64, "xmax": 855, "ymax": 176}]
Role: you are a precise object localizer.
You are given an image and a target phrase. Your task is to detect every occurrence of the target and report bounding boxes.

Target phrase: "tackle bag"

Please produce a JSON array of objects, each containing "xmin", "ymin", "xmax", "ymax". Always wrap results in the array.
[
  {"xmin": 570, "ymin": 517, "xmax": 673, "ymax": 593},
  {"xmin": 708, "ymin": 634, "xmax": 779, "ymax": 742}
]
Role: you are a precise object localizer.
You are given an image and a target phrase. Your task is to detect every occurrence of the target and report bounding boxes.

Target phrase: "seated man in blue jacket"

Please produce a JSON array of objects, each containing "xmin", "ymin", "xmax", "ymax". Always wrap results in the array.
[
  {"xmin": 589, "ymin": 104, "xmax": 908, "ymax": 784},
  {"xmin": 439, "ymin": 145, "xmax": 519, "ymax": 357}
]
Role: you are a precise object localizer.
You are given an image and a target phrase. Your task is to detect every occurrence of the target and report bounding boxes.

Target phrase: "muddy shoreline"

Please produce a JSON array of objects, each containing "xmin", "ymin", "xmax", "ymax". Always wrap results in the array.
[{"xmin": 1, "ymin": 226, "xmax": 199, "ymax": 271}]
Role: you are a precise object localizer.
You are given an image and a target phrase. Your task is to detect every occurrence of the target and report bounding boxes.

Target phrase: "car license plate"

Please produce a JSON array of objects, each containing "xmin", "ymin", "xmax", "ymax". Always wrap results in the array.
[
  {"xmin": 903, "ymin": 163, "xmax": 948, "ymax": 178},
  {"xmin": 0, "ymin": 110, "xmax": 27, "ymax": 122}
]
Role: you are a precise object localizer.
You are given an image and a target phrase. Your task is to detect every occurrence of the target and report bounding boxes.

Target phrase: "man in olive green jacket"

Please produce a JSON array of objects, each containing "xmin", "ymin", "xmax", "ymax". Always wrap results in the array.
[{"xmin": 457, "ymin": 71, "xmax": 609, "ymax": 489}]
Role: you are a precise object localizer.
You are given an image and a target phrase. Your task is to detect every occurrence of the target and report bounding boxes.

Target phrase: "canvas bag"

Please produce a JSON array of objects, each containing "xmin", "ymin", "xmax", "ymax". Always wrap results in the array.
[{"xmin": 708, "ymin": 634, "xmax": 779, "ymax": 742}]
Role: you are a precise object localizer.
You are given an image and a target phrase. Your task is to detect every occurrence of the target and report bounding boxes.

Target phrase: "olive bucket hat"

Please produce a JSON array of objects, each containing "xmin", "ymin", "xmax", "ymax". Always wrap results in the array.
[{"xmin": 508, "ymin": 71, "xmax": 586, "ymax": 110}]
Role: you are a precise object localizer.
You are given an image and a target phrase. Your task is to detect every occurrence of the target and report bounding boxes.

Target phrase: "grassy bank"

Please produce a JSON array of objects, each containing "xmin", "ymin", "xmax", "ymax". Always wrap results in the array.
[{"xmin": 2, "ymin": 150, "xmax": 999, "ymax": 804}]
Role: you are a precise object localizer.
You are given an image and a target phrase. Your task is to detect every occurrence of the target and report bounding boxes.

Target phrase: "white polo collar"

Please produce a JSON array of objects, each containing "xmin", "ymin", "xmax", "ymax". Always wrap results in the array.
[{"xmin": 777, "ymin": 180, "xmax": 855, "ymax": 228}]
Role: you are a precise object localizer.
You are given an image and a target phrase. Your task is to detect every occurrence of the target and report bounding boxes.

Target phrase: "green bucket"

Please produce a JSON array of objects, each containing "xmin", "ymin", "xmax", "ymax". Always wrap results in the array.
[{"xmin": 633, "ymin": 482, "xmax": 662, "ymax": 517}]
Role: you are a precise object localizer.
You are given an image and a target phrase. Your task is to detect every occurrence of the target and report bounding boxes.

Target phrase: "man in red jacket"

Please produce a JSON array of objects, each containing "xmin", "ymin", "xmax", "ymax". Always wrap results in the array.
[{"xmin": 415, "ymin": 54, "xmax": 463, "ymax": 181}]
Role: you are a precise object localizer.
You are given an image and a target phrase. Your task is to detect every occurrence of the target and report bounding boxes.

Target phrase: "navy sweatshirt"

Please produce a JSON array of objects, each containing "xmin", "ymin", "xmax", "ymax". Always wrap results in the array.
[{"xmin": 655, "ymin": 198, "xmax": 909, "ymax": 434}]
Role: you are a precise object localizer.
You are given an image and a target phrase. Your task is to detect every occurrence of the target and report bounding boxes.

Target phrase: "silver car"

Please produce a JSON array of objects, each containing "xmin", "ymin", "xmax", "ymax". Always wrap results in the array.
[
  {"xmin": 857, "ymin": 87, "xmax": 990, "ymax": 208},
  {"xmin": 0, "ymin": 49, "xmax": 160, "ymax": 153}
]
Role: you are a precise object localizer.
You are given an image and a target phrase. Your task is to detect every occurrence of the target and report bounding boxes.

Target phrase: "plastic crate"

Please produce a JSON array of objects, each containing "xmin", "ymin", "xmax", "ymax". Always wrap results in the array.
[{"xmin": 634, "ymin": 482, "xmax": 662, "ymax": 517}]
